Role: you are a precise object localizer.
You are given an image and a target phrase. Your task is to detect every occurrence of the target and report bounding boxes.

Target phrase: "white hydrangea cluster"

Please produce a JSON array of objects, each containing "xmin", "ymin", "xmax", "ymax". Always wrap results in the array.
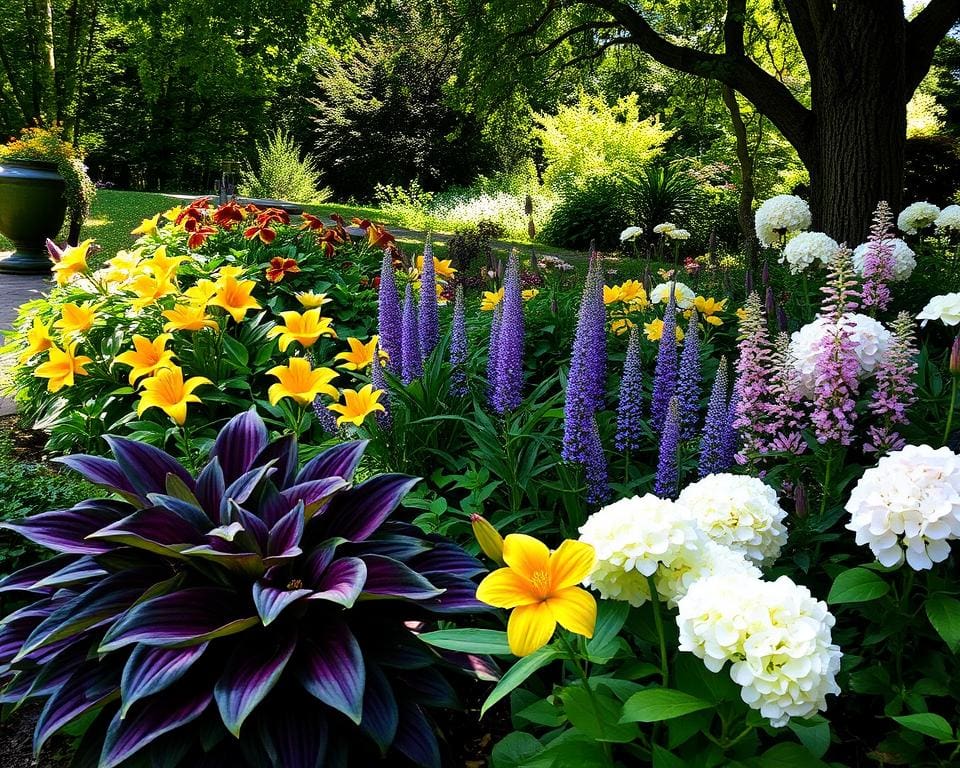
[
  {"xmin": 677, "ymin": 474, "xmax": 788, "ymax": 564},
  {"xmin": 653, "ymin": 222, "xmax": 676, "ymax": 235},
  {"xmin": 917, "ymin": 292, "xmax": 960, "ymax": 326},
  {"xmin": 935, "ymin": 204, "xmax": 960, "ymax": 232},
  {"xmin": 789, "ymin": 313, "xmax": 893, "ymax": 395},
  {"xmin": 650, "ymin": 281, "xmax": 695, "ymax": 309},
  {"xmin": 653, "ymin": 540, "xmax": 761, "ymax": 608},
  {"xmin": 620, "ymin": 226, "xmax": 643, "ymax": 242},
  {"xmin": 754, "ymin": 195, "xmax": 812, "ymax": 247},
  {"xmin": 780, "ymin": 231, "xmax": 838, "ymax": 274},
  {"xmin": 666, "ymin": 228, "xmax": 691, "ymax": 241},
  {"xmin": 677, "ymin": 573, "xmax": 842, "ymax": 727},
  {"xmin": 844, "ymin": 445, "xmax": 960, "ymax": 570},
  {"xmin": 898, "ymin": 201, "xmax": 941, "ymax": 234},
  {"xmin": 852, "ymin": 238, "xmax": 917, "ymax": 281}
]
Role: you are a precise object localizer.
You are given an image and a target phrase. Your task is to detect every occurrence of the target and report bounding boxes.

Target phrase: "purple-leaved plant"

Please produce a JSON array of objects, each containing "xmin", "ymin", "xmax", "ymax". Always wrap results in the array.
[
  {"xmin": 449, "ymin": 284, "xmax": 469, "ymax": 397},
  {"xmin": 861, "ymin": 202, "xmax": 895, "ymax": 313},
  {"xmin": 676, "ymin": 309, "xmax": 701, "ymax": 440},
  {"xmin": 401, "ymin": 283, "xmax": 422, "ymax": 384},
  {"xmin": 378, "ymin": 251, "xmax": 402, "ymax": 374},
  {"xmin": 699, "ymin": 357, "xmax": 730, "ymax": 476},
  {"xmin": 419, "ymin": 241, "xmax": 440, "ymax": 359},
  {"xmin": 650, "ymin": 283, "xmax": 679, "ymax": 432},
  {"xmin": 654, "ymin": 397, "xmax": 681, "ymax": 498},
  {"xmin": 615, "ymin": 325, "xmax": 644, "ymax": 452},
  {"xmin": 493, "ymin": 251, "xmax": 524, "ymax": 414},
  {"xmin": 865, "ymin": 311, "xmax": 918, "ymax": 453}
]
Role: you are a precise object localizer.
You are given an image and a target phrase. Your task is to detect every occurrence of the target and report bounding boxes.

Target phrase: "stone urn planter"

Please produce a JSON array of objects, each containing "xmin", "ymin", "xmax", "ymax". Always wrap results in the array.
[{"xmin": 0, "ymin": 159, "xmax": 67, "ymax": 274}]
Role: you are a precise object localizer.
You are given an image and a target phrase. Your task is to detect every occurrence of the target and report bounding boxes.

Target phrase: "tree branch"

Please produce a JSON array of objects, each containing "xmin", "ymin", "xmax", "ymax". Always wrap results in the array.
[
  {"xmin": 556, "ymin": 36, "xmax": 633, "ymax": 71},
  {"xmin": 780, "ymin": 0, "xmax": 820, "ymax": 70},
  {"xmin": 531, "ymin": 20, "xmax": 619, "ymax": 58},
  {"xmin": 905, "ymin": 0, "xmax": 960, "ymax": 97},
  {"xmin": 723, "ymin": 0, "xmax": 746, "ymax": 57}
]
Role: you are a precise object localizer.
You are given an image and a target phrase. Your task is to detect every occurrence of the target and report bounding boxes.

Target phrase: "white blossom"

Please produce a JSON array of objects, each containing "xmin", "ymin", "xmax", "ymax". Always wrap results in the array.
[
  {"xmin": 898, "ymin": 201, "xmax": 941, "ymax": 234},
  {"xmin": 650, "ymin": 281, "xmax": 695, "ymax": 309},
  {"xmin": 666, "ymin": 228, "xmax": 691, "ymax": 241},
  {"xmin": 620, "ymin": 226, "xmax": 643, "ymax": 242},
  {"xmin": 917, "ymin": 292, "xmax": 960, "ymax": 326},
  {"xmin": 781, "ymin": 232, "xmax": 838, "ymax": 274},
  {"xmin": 653, "ymin": 223, "xmax": 676, "ymax": 235},
  {"xmin": 755, "ymin": 195, "xmax": 812, "ymax": 247},
  {"xmin": 852, "ymin": 239, "xmax": 917, "ymax": 282},
  {"xmin": 935, "ymin": 204, "xmax": 960, "ymax": 232}
]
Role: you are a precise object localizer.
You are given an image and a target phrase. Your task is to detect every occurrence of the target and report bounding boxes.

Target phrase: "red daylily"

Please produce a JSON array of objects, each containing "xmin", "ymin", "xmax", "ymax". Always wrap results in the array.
[
  {"xmin": 367, "ymin": 224, "xmax": 395, "ymax": 248},
  {"xmin": 188, "ymin": 225, "xmax": 217, "ymax": 250},
  {"xmin": 244, "ymin": 224, "xmax": 277, "ymax": 244},
  {"xmin": 212, "ymin": 202, "xmax": 246, "ymax": 228},
  {"xmin": 300, "ymin": 213, "xmax": 326, "ymax": 232},
  {"xmin": 351, "ymin": 217, "xmax": 372, "ymax": 230},
  {"xmin": 265, "ymin": 257, "xmax": 301, "ymax": 283},
  {"xmin": 258, "ymin": 208, "xmax": 290, "ymax": 227}
]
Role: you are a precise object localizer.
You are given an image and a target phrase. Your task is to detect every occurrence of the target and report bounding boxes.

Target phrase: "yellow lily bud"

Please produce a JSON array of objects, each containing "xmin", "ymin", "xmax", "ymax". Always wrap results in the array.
[{"xmin": 470, "ymin": 514, "xmax": 504, "ymax": 565}]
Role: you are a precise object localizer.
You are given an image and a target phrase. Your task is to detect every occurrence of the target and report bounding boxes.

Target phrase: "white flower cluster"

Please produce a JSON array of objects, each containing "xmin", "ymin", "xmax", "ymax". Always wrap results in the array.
[
  {"xmin": 852, "ymin": 238, "xmax": 917, "ymax": 281},
  {"xmin": 650, "ymin": 281, "xmax": 695, "ymax": 309},
  {"xmin": 677, "ymin": 474, "xmax": 789, "ymax": 564},
  {"xmin": 917, "ymin": 292, "xmax": 960, "ymax": 326},
  {"xmin": 620, "ymin": 226, "xmax": 643, "ymax": 242},
  {"xmin": 898, "ymin": 201, "xmax": 940, "ymax": 234},
  {"xmin": 935, "ymin": 204, "xmax": 960, "ymax": 232},
  {"xmin": 755, "ymin": 195, "xmax": 811, "ymax": 247},
  {"xmin": 666, "ymin": 228, "xmax": 691, "ymax": 241},
  {"xmin": 653, "ymin": 222, "xmax": 676, "ymax": 235},
  {"xmin": 845, "ymin": 444, "xmax": 960, "ymax": 570},
  {"xmin": 789, "ymin": 313, "xmax": 893, "ymax": 395},
  {"xmin": 677, "ymin": 573, "xmax": 842, "ymax": 728},
  {"xmin": 781, "ymin": 231, "xmax": 838, "ymax": 274}
]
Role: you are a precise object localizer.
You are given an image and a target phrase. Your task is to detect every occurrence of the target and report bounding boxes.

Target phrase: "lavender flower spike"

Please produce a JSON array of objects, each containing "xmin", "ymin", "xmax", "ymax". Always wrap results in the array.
[
  {"xmin": 449, "ymin": 284, "xmax": 469, "ymax": 397},
  {"xmin": 676, "ymin": 308, "xmax": 701, "ymax": 440},
  {"xmin": 493, "ymin": 251, "xmax": 524, "ymax": 414},
  {"xmin": 370, "ymin": 343, "xmax": 392, "ymax": 430},
  {"xmin": 861, "ymin": 202, "xmax": 895, "ymax": 313},
  {"xmin": 401, "ymin": 283, "xmax": 423, "ymax": 385},
  {"xmin": 486, "ymin": 304, "xmax": 502, "ymax": 405},
  {"xmin": 650, "ymin": 283, "xmax": 679, "ymax": 432},
  {"xmin": 654, "ymin": 397, "xmax": 681, "ymax": 498},
  {"xmin": 419, "ymin": 240, "xmax": 440, "ymax": 359},
  {"xmin": 722, "ymin": 385, "xmax": 740, "ymax": 467},
  {"xmin": 378, "ymin": 251, "xmax": 403, "ymax": 374},
  {"xmin": 615, "ymin": 326, "xmax": 644, "ymax": 452},
  {"xmin": 699, "ymin": 358, "xmax": 730, "ymax": 477},
  {"xmin": 584, "ymin": 414, "xmax": 610, "ymax": 505}
]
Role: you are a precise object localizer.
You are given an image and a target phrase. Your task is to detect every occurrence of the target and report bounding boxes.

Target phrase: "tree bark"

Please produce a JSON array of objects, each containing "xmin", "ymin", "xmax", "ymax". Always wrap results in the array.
[
  {"xmin": 721, "ymin": 85, "xmax": 757, "ymax": 266},
  {"xmin": 33, "ymin": 0, "xmax": 58, "ymax": 126}
]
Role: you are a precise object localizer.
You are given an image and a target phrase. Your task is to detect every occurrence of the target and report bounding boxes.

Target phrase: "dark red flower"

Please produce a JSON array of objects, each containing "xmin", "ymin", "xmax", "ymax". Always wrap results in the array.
[
  {"xmin": 300, "ymin": 213, "xmax": 326, "ymax": 232},
  {"xmin": 244, "ymin": 224, "xmax": 276, "ymax": 244},
  {"xmin": 187, "ymin": 225, "xmax": 217, "ymax": 250},
  {"xmin": 265, "ymin": 256, "xmax": 300, "ymax": 283},
  {"xmin": 367, "ymin": 224, "xmax": 395, "ymax": 249},
  {"xmin": 212, "ymin": 201, "xmax": 245, "ymax": 229}
]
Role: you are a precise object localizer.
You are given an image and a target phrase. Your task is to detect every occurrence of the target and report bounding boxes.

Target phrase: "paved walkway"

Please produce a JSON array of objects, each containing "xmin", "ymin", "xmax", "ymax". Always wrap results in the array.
[{"xmin": 0, "ymin": 273, "xmax": 49, "ymax": 416}]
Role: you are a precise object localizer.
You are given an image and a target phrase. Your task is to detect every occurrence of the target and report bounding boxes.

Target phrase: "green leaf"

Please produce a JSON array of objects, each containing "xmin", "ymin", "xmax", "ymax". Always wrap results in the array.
[
  {"xmin": 787, "ymin": 717, "xmax": 831, "ymax": 758},
  {"xmin": 515, "ymin": 698, "xmax": 565, "ymax": 727},
  {"xmin": 419, "ymin": 628, "xmax": 511, "ymax": 656},
  {"xmin": 221, "ymin": 334, "xmax": 250, "ymax": 369},
  {"xmin": 559, "ymin": 685, "xmax": 638, "ymax": 743},
  {"xmin": 892, "ymin": 713, "xmax": 954, "ymax": 742},
  {"xmin": 620, "ymin": 688, "xmax": 713, "ymax": 723},
  {"xmin": 652, "ymin": 745, "xmax": 688, "ymax": 768},
  {"xmin": 757, "ymin": 742, "xmax": 829, "ymax": 767},
  {"xmin": 481, "ymin": 647, "xmax": 559, "ymax": 717},
  {"xmin": 491, "ymin": 732, "xmax": 542, "ymax": 768},
  {"xmin": 827, "ymin": 568, "xmax": 890, "ymax": 604},
  {"xmin": 925, "ymin": 595, "xmax": 960, "ymax": 652}
]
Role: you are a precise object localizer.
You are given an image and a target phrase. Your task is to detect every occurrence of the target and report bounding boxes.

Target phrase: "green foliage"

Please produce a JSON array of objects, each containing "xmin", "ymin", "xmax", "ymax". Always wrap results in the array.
[
  {"xmin": 239, "ymin": 129, "xmax": 331, "ymax": 204},
  {"xmin": 539, "ymin": 176, "xmax": 632, "ymax": 251},
  {"xmin": 623, "ymin": 166, "xmax": 700, "ymax": 242}
]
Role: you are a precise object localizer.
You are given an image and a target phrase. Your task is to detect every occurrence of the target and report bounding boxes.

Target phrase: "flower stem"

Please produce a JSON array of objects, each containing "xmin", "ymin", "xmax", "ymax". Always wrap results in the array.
[
  {"xmin": 819, "ymin": 453, "xmax": 833, "ymax": 519},
  {"xmin": 557, "ymin": 632, "xmax": 612, "ymax": 762},
  {"xmin": 944, "ymin": 376, "xmax": 958, "ymax": 446},
  {"xmin": 646, "ymin": 576, "xmax": 669, "ymax": 689}
]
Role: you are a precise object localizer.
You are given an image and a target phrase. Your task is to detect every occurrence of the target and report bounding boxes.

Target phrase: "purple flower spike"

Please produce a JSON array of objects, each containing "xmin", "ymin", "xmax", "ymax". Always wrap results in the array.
[
  {"xmin": 493, "ymin": 251, "xmax": 524, "ymax": 414},
  {"xmin": 449, "ymin": 285, "xmax": 469, "ymax": 397},
  {"xmin": 861, "ymin": 202, "xmax": 895, "ymax": 313},
  {"xmin": 401, "ymin": 283, "xmax": 422, "ymax": 385},
  {"xmin": 370, "ymin": 344, "xmax": 392, "ymax": 430},
  {"xmin": 864, "ymin": 312, "xmax": 917, "ymax": 454},
  {"xmin": 378, "ymin": 252, "xmax": 403, "ymax": 375},
  {"xmin": 676, "ymin": 309, "xmax": 701, "ymax": 440},
  {"xmin": 486, "ymin": 305, "xmax": 502, "ymax": 405},
  {"xmin": 312, "ymin": 395, "xmax": 339, "ymax": 434},
  {"xmin": 615, "ymin": 326, "xmax": 644, "ymax": 453},
  {"xmin": 722, "ymin": 386, "xmax": 740, "ymax": 467},
  {"xmin": 584, "ymin": 414, "xmax": 610, "ymax": 505},
  {"xmin": 699, "ymin": 358, "xmax": 731, "ymax": 476},
  {"xmin": 731, "ymin": 293, "xmax": 775, "ymax": 459},
  {"xmin": 650, "ymin": 283, "xmax": 679, "ymax": 432},
  {"xmin": 419, "ymin": 241, "xmax": 439, "ymax": 360},
  {"xmin": 654, "ymin": 397, "xmax": 681, "ymax": 498}
]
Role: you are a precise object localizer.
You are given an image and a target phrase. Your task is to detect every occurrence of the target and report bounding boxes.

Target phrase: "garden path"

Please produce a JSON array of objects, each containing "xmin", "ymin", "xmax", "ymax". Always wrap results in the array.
[{"xmin": 0, "ymin": 273, "xmax": 48, "ymax": 416}]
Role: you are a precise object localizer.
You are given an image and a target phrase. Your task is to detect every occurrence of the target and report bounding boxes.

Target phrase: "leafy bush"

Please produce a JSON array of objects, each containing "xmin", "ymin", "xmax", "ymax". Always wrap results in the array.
[
  {"xmin": 0, "ymin": 409, "xmax": 490, "ymax": 766},
  {"xmin": 538, "ymin": 176, "xmax": 632, "ymax": 250},
  {"xmin": 239, "ymin": 129, "xmax": 331, "ymax": 204},
  {"xmin": 904, "ymin": 134, "xmax": 960, "ymax": 205},
  {"xmin": 623, "ymin": 166, "xmax": 701, "ymax": 242},
  {"xmin": 445, "ymin": 220, "xmax": 502, "ymax": 273}
]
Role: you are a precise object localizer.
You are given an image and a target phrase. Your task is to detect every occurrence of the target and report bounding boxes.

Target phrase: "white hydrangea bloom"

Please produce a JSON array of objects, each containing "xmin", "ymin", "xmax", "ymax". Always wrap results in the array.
[
  {"xmin": 781, "ymin": 232, "xmax": 838, "ymax": 274},
  {"xmin": 789, "ymin": 313, "xmax": 893, "ymax": 395},
  {"xmin": 845, "ymin": 445, "xmax": 960, "ymax": 570},
  {"xmin": 898, "ymin": 201, "xmax": 941, "ymax": 234},
  {"xmin": 935, "ymin": 204, "xmax": 960, "ymax": 232},
  {"xmin": 677, "ymin": 573, "xmax": 842, "ymax": 728},
  {"xmin": 677, "ymin": 473, "xmax": 788, "ymax": 564},
  {"xmin": 666, "ymin": 228, "xmax": 691, "ymax": 241},
  {"xmin": 917, "ymin": 292, "xmax": 960, "ymax": 326},
  {"xmin": 620, "ymin": 226, "xmax": 643, "ymax": 242},
  {"xmin": 653, "ymin": 223, "xmax": 676, "ymax": 235},
  {"xmin": 653, "ymin": 540, "xmax": 761, "ymax": 608},
  {"xmin": 852, "ymin": 239, "xmax": 917, "ymax": 281},
  {"xmin": 754, "ymin": 195, "xmax": 812, "ymax": 247},
  {"xmin": 650, "ymin": 281, "xmax": 695, "ymax": 309},
  {"xmin": 578, "ymin": 494, "xmax": 703, "ymax": 607}
]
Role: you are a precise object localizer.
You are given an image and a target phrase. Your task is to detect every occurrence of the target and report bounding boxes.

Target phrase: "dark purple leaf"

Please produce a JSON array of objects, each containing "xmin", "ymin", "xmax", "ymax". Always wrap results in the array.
[
  {"xmin": 418, "ymin": 573, "xmax": 489, "ymax": 614},
  {"xmin": 34, "ymin": 658, "xmax": 122, "ymax": 754},
  {"xmin": 0, "ymin": 556, "xmax": 70, "ymax": 594},
  {"xmin": 32, "ymin": 556, "xmax": 107, "ymax": 590},
  {"xmin": 281, "ymin": 478, "xmax": 348, "ymax": 520},
  {"xmin": 104, "ymin": 436, "xmax": 195, "ymax": 499},
  {"xmin": 254, "ymin": 434, "xmax": 298, "ymax": 489},
  {"xmin": 120, "ymin": 643, "xmax": 209, "ymax": 717},
  {"xmin": 360, "ymin": 555, "xmax": 443, "ymax": 600},
  {"xmin": 88, "ymin": 507, "xmax": 206, "ymax": 556},
  {"xmin": 318, "ymin": 475, "xmax": 419, "ymax": 542},
  {"xmin": 267, "ymin": 504, "xmax": 305, "ymax": 559},
  {"xmin": 359, "ymin": 662, "xmax": 398, "ymax": 753},
  {"xmin": 410, "ymin": 544, "xmax": 485, "ymax": 578},
  {"xmin": 53, "ymin": 455, "xmax": 140, "ymax": 502},
  {"xmin": 358, "ymin": 535, "xmax": 431, "ymax": 561},
  {"xmin": 1, "ymin": 501, "xmax": 128, "ymax": 554},
  {"xmin": 258, "ymin": 483, "xmax": 291, "ymax": 528},
  {"xmin": 219, "ymin": 464, "xmax": 276, "ymax": 521},
  {"xmin": 307, "ymin": 557, "xmax": 366, "ymax": 609},
  {"xmin": 371, "ymin": 632, "xmax": 435, "ymax": 671},
  {"xmin": 99, "ymin": 588, "xmax": 258, "ymax": 652},
  {"xmin": 302, "ymin": 541, "xmax": 341, "ymax": 584},
  {"xmin": 436, "ymin": 650, "xmax": 500, "ymax": 682},
  {"xmin": 0, "ymin": 616, "xmax": 38, "ymax": 666},
  {"xmin": 392, "ymin": 699, "xmax": 440, "ymax": 768},
  {"xmin": 252, "ymin": 583, "xmax": 312, "ymax": 626},
  {"xmin": 400, "ymin": 668, "xmax": 458, "ymax": 708},
  {"xmin": 147, "ymin": 494, "xmax": 214, "ymax": 531},
  {"xmin": 180, "ymin": 545, "xmax": 264, "ymax": 576},
  {"xmin": 211, "ymin": 408, "xmax": 269, "ymax": 484},
  {"xmin": 259, "ymin": 704, "xmax": 327, "ymax": 768},
  {"xmin": 196, "ymin": 458, "xmax": 226, "ymax": 519},
  {"xmin": 99, "ymin": 685, "xmax": 212, "ymax": 768},
  {"xmin": 296, "ymin": 440, "xmax": 368, "ymax": 484},
  {"xmin": 226, "ymin": 503, "xmax": 269, "ymax": 553},
  {"xmin": 299, "ymin": 620, "xmax": 365, "ymax": 723},
  {"xmin": 215, "ymin": 635, "xmax": 297, "ymax": 736}
]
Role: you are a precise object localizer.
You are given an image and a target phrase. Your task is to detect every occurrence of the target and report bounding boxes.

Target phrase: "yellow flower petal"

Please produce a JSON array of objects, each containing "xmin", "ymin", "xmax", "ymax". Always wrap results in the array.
[
  {"xmin": 546, "ymin": 586, "xmax": 597, "ymax": 639},
  {"xmin": 548, "ymin": 540, "xmax": 596, "ymax": 591},
  {"xmin": 476, "ymin": 568, "xmax": 539, "ymax": 609},
  {"xmin": 507, "ymin": 602, "xmax": 556, "ymax": 657},
  {"xmin": 502, "ymin": 534, "xmax": 551, "ymax": 581}
]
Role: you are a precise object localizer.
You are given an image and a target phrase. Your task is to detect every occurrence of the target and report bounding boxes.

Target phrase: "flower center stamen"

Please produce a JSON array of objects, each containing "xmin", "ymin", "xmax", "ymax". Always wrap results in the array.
[{"xmin": 529, "ymin": 569, "xmax": 551, "ymax": 597}]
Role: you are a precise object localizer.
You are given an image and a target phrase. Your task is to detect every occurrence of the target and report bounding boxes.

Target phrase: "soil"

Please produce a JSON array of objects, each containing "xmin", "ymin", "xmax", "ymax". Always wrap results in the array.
[
  {"xmin": 0, "ymin": 703, "xmax": 72, "ymax": 768},
  {"xmin": 0, "ymin": 416, "xmax": 48, "ymax": 463}
]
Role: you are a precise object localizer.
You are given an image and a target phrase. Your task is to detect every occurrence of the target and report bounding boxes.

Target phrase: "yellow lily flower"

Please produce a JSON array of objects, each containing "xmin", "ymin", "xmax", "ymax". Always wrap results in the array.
[
  {"xmin": 131, "ymin": 213, "xmax": 161, "ymax": 237},
  {"xmin": 266, "ymin": 309, "xmax": 336, "ymax": 352},
  {"xmin": 476, "ymin": 534, "xmax": 597, "ymax": 657},
  {"xmin": 267, "ymin": 357, "xmax": 338, "ymax": 407},
  {"xmin": 480, "ymin": 288, "xmax": 504, "ymax": 311},
  {"xmin": 415, "ymin": 254, "xmax": 458, "ymax": 282},
  {"xmin": 128, "ymin": 274, "xmax": 178, "ymax": 311},
  {"xmin": 208, "ymin": 276, "xmax": 261, "ymax": 323},
  {"xmin": 692, "ymin": 296, "xmax": 727, "ymax": 327},
  {"xmin": 471, "ymin": 514, "xmax": 504, "ymax": 564},
  {"xmin": 51, "ymin": 239, "xmax": 93, "ymax": 286},
  {"xmin": 114, "ymin": 334, "xmax": 176, "ymax": 385},
  {"xmin": 183, "ymin": 279, "xmax": 218, "ymax": 307},
  {"xmin": 53, "ymin": 302, "xmax": 97, "ymax": 334},
  {"xmin": 99, "ymin": 250, "xmax": 142, "ymax": 285},
  {"xmin": 610, "ymin": 318, "xmax": 636, "ymax": 336},
  {"xmin": 162, "ymin": 304, "xmax": 219, "ymax": 333},
  {"xmin": 619, "ymin": 280, "xmax": 647, "ymax": 305},
  {"xmin": 136, "ymin": 365, "xmax": 212, "ymax": 426},
  {"xmin": 735, "ymin": 307, "xmax": 749, "ymax": 323},
  {"xmin": 217, "ymin": 266, "xmax": 245, "ymax": 279},
  {"xmin": 522, "ymin": 289, "xmax": 540, "ymax": 301},
  {"xmin": 334, "ymin": 336, "xmax": 382, "ymax": 371},
  {"xmin": 295, "ymin": 291, "xmax": 332, "ymax": 309},
  {"xmin": 603, "ymin": 285, "xmax": 623, "ymax": 305},
  {"xmin": 328, "ymin": 384, "xmax": 386, "ymax": 427},
  {"xmin": 34, "ymin": 342, "xmax": 92, "ymax": 392},
  {"xmin": 162, "ymin": 205, "xmax": 184, "ymax": 222},
  {"xmin": 19, "ymin": 316, "xmax": 53, "ymax": 362},
  {"xmin": 139, "ymin": 246, "xmax": 186, "ymax": 282},
  {"xmin": 644, "ymin": 318, "xmax": 684, "ymax": 343}
]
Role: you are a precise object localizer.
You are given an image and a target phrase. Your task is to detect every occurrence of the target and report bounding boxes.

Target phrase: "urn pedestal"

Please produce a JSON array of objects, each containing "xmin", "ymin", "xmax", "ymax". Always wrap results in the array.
[{"xmin": 0, "ymin": 160, "xmax": 67, "ymax": 274}]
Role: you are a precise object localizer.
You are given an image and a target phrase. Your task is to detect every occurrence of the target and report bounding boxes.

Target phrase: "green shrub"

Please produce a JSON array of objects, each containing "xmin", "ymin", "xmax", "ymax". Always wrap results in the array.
[
  {"xmin": 538, "ymin": 176, "xmax": 632, "ymax": 250},
  {"xmin": 240, "ymin": 129, "xmax": 331, "ymax": 204}
]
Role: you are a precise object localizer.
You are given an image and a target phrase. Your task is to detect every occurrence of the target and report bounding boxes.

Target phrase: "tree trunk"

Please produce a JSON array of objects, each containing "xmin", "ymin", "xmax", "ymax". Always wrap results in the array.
[
  {"xmin": 33, "ymin": 0, "xmax": 58, "ymax": 125},
  {"xmin": 808, "ymin": 2, "xmax": 907, "ymax": 246},
  {"xmin": 721, "ymin": 85, "xmax": 757, "ymax": 268}
]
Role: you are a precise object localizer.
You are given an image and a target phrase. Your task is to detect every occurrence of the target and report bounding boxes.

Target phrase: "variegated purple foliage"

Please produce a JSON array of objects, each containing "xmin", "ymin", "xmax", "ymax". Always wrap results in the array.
[{"xmin": 0, "ymin": 409, "xmax": 490, "ymax": 768}]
